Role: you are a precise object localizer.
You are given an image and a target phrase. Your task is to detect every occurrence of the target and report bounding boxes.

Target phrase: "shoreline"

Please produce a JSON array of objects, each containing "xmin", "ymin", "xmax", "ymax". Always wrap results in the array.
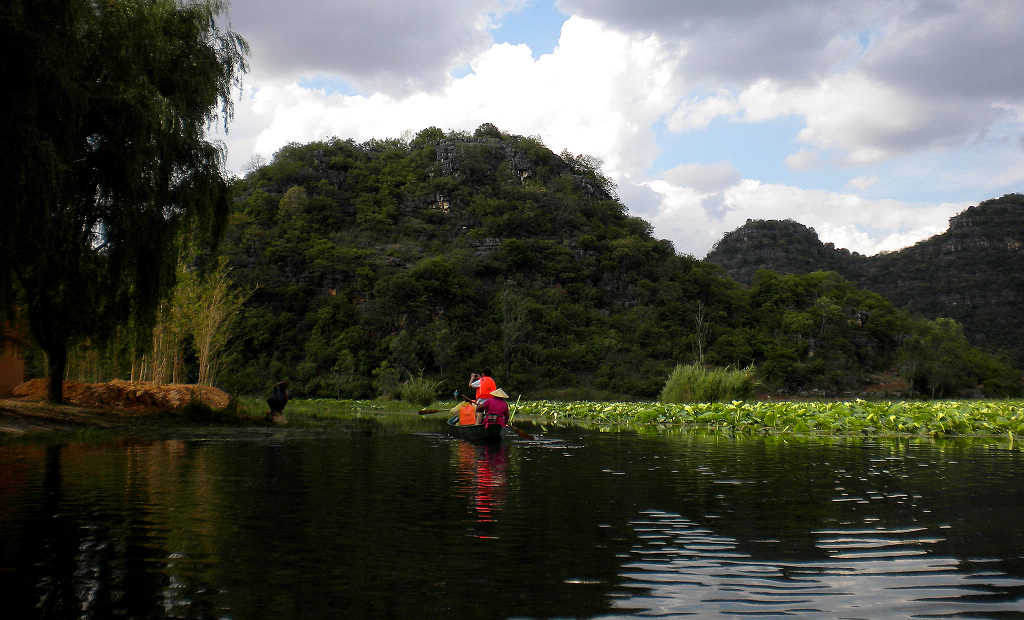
[
  {"xmin": 0, "ymin": 397, "xmax": 150, "ymax": 436},
  {"xmin": 1, "ymin": 379, "xmax": 241, "ymax": 437}
]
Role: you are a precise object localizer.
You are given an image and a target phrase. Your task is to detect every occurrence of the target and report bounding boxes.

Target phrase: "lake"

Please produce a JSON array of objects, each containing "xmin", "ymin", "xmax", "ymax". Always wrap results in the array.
[{"xmin": 2, "ymin": 416, "xmax": 1023, "ymax": 618}]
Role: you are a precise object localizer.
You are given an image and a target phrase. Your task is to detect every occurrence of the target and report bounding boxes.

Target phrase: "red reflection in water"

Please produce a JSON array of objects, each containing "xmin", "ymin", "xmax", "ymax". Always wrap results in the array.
[{"xmin": 455, "ymin": 441, "xmax": 509, "ymax": 523}]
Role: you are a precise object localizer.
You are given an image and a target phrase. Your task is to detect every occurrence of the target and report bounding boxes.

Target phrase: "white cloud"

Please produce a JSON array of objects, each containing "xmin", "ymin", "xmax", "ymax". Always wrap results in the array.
[
  {"xmin": 667, "ymin": 92, "xmax": 738, "ymax": 131},
  {"xmin": 225, "ymin": 0, "xmax": 521, "ymax": 93},
  {"xmin": 559, "ymin": 0, "xmax": 878, "ymax": 85},
  {"xmin": 222, "ymin": 16, "xmax": 681, "ymax": 181},
  {"xmin": 792, "ymin": 72, "xmax": 998, "ymax": 165},
  {"xmin": 862, "ymin": 2, "xmax": 1024, "ymax": 101},
  {"xmin": 640, "ymin": 179, "xmax": 712, "ymax": 257},
  {"xmin": 213, "ymin": 1, "xmax": 1024, "ymax": 260},
  {"xmin": 847, "ymin": 175, "xmax": 878, "ymax": 190},
  {"xmin": 736, "ymin": 78, "xmax": 789, "ymax": 123},
  {"xmin": 642, "ymin": 177, "xmax": 967, "ymax": 257},
  {"xmin": 785, "ymin": 148, "xmax": 821, "ymax": 172},
  {"xmin": 563, "ymin": 0, "xmax": 1024, "ymax": 172},
  {"xmin": 663, "ymin": 162, "xmax": 741, "ymax": 193}
]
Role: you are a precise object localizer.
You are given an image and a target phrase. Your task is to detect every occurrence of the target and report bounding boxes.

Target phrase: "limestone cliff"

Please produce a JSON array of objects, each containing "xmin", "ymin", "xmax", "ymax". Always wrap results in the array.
[{"xmin": 704, "ymin": 194, "xmax": 1024, "ymax": 365}]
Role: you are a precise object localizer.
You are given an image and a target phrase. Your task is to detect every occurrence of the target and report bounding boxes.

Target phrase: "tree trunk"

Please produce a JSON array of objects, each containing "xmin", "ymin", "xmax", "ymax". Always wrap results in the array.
[{"xmin": 45, "ymin": 344, "xmax": 67, "ymax": 403}]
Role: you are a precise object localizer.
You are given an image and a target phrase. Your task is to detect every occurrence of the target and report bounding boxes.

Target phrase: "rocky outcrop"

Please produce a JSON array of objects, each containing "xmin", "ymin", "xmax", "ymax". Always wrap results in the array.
[
  {"xmin": 432, "ymin": 132, "xmax": 614, "ymax": 201},
  {"xmin": 705, "ymin": 219, "xmax": 861, "ymax": 284},
  {"xmin": 434, "ymin": 138, "xmax": 539, "ymax": 181},
  {"xmin": 704, "ymin": 194, "xmax": 1024, "ymax": 365}
]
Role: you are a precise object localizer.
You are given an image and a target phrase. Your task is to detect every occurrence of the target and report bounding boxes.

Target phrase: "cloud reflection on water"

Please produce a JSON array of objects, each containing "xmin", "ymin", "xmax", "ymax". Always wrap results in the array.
[{"xmin": 613, "ymin": 508, "xmax": 1024, "ymax": 617}]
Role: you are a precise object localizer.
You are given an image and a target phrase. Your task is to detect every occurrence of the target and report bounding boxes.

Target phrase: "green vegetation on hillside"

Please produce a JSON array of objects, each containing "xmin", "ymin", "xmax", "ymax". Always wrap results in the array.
[
  {"xmin": 214, "ymin": 125, "xmax": 1020, "ymax": 400},
  {"xmin": 4, "ymin": 3, "xmax": 1015, "ymax": 408},
  {"xmin": 706, "ymin": 194, "xmax": 1024, "ymax": 369}
]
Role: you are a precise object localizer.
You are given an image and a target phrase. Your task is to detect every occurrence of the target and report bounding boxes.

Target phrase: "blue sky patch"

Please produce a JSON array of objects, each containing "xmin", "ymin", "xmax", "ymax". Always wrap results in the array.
[
  {"xmin": 492, "ymin": 1, "xmax": 567, "ymax": 58},
  {"xmin": 651, "ymin": 116, "xmax": 806, "ymax": 183},
  {"xmin": 298, "ymin": 75, "xmax": 363, "ymax": 97}
]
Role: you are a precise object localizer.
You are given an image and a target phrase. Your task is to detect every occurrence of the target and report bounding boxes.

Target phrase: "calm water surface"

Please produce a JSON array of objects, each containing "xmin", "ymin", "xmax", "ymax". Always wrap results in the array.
[{"xmin": 2, "ymin": 417, "xmax": 1024, "ymax": 618}]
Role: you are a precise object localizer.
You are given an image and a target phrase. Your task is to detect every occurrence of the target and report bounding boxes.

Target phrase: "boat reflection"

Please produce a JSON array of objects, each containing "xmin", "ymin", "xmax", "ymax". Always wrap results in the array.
[{"xmin": 454, "ymin": 441, "xmax": 509, "ymax": 523}]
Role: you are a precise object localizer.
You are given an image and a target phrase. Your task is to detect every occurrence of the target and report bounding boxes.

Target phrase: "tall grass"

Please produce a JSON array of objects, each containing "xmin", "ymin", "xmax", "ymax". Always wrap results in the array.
[
  {"xmin": 399, "ymin": 372, "xmax": 441, "ymax": 407},
  {"xmin": 660, "ymin": 363, "xmax": 758, "ymax": 404}
]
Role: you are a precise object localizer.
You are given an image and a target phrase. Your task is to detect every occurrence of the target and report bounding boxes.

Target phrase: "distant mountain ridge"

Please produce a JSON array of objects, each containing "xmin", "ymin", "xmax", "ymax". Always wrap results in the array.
[{"xmin": 704, "ymin": 194, "xmax": 1024, "ymax": 365}]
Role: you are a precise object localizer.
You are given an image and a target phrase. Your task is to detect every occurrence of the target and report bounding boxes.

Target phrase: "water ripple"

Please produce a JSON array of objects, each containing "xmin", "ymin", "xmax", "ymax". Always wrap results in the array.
[{"xmin": 610, "ymin": 509, "xmax": 1024, "ymax": 617}]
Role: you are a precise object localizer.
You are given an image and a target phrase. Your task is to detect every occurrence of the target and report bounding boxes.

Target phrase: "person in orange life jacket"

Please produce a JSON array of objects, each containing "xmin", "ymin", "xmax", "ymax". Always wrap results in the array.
[
  {"xmin": 476, "ymin": 388, "xmax": 510, "ymax": 427},
  {"xmin": 469, "ymin": 370, "xmax": 496, "ymax": 405},
  {"xmin": 456, "ymin": 400, "xmax": 477, "ymax": 425}
]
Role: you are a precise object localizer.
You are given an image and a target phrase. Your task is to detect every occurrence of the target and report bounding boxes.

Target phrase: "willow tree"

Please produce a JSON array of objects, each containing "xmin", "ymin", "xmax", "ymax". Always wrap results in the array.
[{"xmin": 0, "ymin": 0, "xmax": 248, "ymax": 402}]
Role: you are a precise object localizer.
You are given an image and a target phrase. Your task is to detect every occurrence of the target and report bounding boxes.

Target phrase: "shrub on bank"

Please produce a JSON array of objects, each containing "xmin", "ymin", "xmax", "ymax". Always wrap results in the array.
[
  {"xmin": 660, "ymin": 363, "xmax": 758, "ymax": 404},
  {"xmin": 399, "ymin": 373, "xmax": 441, "ymax": 407}
]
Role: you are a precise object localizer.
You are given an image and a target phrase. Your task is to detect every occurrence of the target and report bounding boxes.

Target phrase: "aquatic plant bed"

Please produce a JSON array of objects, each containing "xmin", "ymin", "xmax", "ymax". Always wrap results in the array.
[
  {"xmin": 515, "ymin": 399, "xmax": 1024, "ymax": 438},
  {"xmin": 237, "ymin": 396, "xmax": 1024, "ymax": 438}
]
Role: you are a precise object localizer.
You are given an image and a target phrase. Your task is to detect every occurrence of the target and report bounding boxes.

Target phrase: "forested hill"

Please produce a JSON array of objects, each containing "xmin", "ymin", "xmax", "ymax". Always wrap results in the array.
[
  {"xmin": 705, "ymin": 194, "xmax": 1024, "ymax": 366},
  {"xmin": 218, "ymin": 125, "xmax": 1020, "ymax": 400}
]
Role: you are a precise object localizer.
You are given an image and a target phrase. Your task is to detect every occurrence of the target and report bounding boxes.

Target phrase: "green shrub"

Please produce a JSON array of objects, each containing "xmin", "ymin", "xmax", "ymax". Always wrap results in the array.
[
  {"xmin": 372, "ymin": 361, "xmax": 401, "ymax": 399},
  {"xmin": 660, "ymin": 363, "xmax": 758, "ymax": 403},
  {"xmin": 399, "ymin": 372, "xmax": 441, "ymax": 407}
]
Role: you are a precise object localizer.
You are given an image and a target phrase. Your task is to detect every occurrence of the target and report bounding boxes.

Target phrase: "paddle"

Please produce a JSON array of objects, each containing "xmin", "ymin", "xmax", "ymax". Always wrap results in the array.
[
  {"xmin": 507, "ymin": 422, "xmax": 533, "ymax": 439},
  {"xmin": 505, "ymin": 394, "xmax": 534, "ymax": 440}
]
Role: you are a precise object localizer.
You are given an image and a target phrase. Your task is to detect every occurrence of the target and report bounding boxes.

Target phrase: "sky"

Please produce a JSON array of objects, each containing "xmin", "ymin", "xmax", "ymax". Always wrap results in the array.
[{"xmin": 211, "ymin": 0, "xmax": 1024, "ymax": 258}]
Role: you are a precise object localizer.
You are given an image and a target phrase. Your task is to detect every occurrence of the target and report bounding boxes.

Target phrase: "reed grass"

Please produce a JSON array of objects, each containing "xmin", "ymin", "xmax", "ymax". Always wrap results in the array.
[
  {"xmin": 659, "ymin": 363, "xmax": 758, "ymax": 404},
  {"xmin": 399, "ymin": 373, "xmax": 441, "ymax": 407}
]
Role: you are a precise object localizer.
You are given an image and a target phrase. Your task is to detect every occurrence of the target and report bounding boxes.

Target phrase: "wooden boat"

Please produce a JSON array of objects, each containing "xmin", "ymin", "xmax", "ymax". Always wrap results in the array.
[{"xmin": 446, "ymin": 415, "xmax": 505, "ymax": 441}]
